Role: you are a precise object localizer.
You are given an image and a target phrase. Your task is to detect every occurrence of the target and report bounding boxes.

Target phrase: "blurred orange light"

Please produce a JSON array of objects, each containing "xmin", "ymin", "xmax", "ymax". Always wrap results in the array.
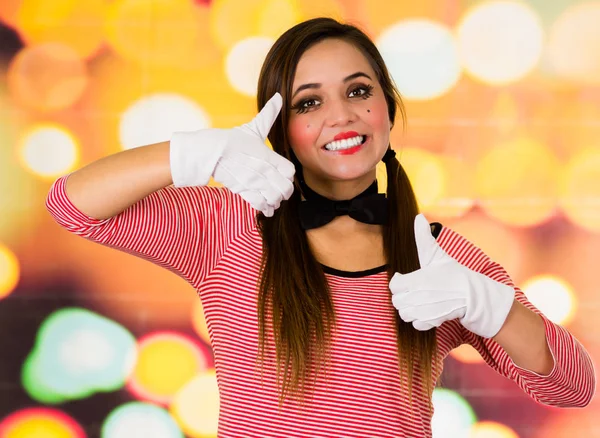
[
  {"xmin": 106, "ymin": 0, "xmax": 220, "ymax": 69},
  {"xmin": 399, "ymin": 147, "xmax": 447, "ymax": 213},
  {"xmin": 428, "ymin": 155, "xmax": 475, "ymax": 220},
  {"xmin": 469, "ymin": 421, "xmax": 519, "ymax": 438},
  {"xmin": 450, "ymin": 344, "xmax": 484, "ymax": 365},
  {"xmin": 442, "ymin": 211, "xmax": 527, "ymax": 283},
  {"xmin": 296, "ymin": 0, "xmax": 344, "ymax": 22},
  {"xmin": 7, "ymin": 43, "xmax": 88, "ymax": 112},
  {"xmin": 0, "ymin": 244, "xmax": 20, "ymax": 300},
  {"xmin": 559, "ymin": 148, "xmax": 600, "ymax": 232},
  {"xmin": 547, "ymin": 2, "xmax": 600, "ymax": 85},
  {"xmin": 209, "ymin": 0, "xmax": 264, "ymax": 50},
  {"xmin": 0, "ymin": 1, "xmax": 23, "ymax": 28},
  {"xmin": 365, "ymin": 2, "xmax": 442, "ymax": 36},
  {"xmin": 257, "ymin": 0, "xmax": 301, "ymax": 39},
  {"xmin": 475, "ymin": 137, "xmax": 560, "ymax": 227},
  {"xmin": 16, "ymin": 0, "xmax": 107, "ymax": 58}
]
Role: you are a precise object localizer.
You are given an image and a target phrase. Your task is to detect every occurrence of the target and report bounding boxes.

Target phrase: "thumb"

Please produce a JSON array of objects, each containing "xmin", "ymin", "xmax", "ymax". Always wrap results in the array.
[
  {"xmin": 413, "ymin": 213, "xmax": 437, "ymax": 268},
  {"xmin": 245, "ymin": 92, "xmax": 282, "ymax": 140}
]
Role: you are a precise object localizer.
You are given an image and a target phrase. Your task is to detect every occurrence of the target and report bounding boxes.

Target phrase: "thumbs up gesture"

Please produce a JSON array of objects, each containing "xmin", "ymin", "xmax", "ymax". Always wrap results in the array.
[
  {"xmin": 170, "ymin": 93, "xmax": 296, "ymax": 217},
  {"xmin": 389, "ymin": 214, "xmax": 515, "ymax": 338}
]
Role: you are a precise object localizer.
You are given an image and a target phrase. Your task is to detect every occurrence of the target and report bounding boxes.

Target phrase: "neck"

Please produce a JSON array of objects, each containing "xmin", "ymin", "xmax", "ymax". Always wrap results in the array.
[{"xmin": 301, "ymin": 171, "xmax": 378, "ymax": 201}]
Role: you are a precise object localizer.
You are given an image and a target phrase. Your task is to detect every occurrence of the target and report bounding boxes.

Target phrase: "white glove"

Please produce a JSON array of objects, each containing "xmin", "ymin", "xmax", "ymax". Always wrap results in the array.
[
  {"xmin": 170, "ymin": 93, "xmax": 296, "ymax": 217},
  {"xmin": 389, "ymin": 214, "xmax": 515, "ymax": 338}
]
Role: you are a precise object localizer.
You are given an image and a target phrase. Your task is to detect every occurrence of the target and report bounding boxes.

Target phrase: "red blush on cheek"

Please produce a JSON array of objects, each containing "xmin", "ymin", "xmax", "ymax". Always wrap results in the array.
[{"xmin": 288, "ymin": 119, "xmax": 320, "ymax": 152}]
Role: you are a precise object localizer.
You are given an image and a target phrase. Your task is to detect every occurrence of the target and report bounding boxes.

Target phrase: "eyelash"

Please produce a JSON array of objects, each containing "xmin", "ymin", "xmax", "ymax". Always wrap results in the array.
[{"xmin": 291, "ymin": 84, "xmax": 374, "ymax": 114}]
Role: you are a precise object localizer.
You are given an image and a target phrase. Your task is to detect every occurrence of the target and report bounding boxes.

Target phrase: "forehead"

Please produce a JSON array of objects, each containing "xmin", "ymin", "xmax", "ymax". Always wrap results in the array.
[{"xmin": 292, "ymin": 39, "xmax": 375, "ymax": 88}]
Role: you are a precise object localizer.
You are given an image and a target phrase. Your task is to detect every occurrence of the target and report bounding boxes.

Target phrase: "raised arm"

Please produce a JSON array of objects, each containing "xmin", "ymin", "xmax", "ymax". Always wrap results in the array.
[
  {"xmin": 64, "ymin": 93, "xmax": 294, "ymax": 221},
  {"xmin": 47, "ymin": 93, "xmax": 296, "ymax": 285},
  {"xmin": 65, "ymin": 141, "xmax": 172, "ymax": 220}
]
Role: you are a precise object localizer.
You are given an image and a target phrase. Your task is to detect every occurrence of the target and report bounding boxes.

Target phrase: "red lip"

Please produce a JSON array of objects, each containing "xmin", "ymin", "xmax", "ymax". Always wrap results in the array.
[{"xmin": 333, "ymin": 131, "xmax": 360, "ymax": 141}]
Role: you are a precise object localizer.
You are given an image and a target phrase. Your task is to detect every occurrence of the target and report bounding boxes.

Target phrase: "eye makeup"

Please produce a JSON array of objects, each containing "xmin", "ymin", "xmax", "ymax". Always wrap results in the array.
[{"xmin": 290, "ymin": 83, "xmax": 375, "ymax": 115}]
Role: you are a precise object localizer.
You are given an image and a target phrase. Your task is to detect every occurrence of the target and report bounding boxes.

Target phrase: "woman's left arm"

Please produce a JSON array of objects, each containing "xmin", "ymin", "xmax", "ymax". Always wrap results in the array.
[
  {"xmin": 444, "ymin": 227, "xmax": 597, "ymax": 408},
  {"xmin": 390, "ymin": 215, "xmax": 596, "ymax": 407},
  {"xmin": 492, "ymin": 298, "xmax": 553, "ymax": 375}
]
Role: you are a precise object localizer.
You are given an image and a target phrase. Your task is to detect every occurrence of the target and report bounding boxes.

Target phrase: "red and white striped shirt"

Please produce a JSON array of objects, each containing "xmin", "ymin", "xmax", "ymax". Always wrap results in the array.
[{"xmin": 46, "ymin": 175, "xmax": 595, "ymax": 437}]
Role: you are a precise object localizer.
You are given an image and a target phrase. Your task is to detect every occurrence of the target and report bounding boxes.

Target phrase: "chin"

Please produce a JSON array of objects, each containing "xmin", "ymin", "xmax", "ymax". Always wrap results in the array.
[{"xmin": 322, "ymin": 164, "xmax": 378, "ymax": 182}]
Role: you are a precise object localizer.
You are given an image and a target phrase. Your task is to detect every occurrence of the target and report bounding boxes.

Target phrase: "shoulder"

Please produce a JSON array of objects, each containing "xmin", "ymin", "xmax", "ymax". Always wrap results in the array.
[{"xmin": 430, "ymin": 221, "xmax": 499, "ymax": 273}]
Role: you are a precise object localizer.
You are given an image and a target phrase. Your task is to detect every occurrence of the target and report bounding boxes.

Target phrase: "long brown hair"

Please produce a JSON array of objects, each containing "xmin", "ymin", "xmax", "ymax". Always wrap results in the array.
[{"xmin": 255, "ymin": 18, "xmax": 439, "ymax": 407}]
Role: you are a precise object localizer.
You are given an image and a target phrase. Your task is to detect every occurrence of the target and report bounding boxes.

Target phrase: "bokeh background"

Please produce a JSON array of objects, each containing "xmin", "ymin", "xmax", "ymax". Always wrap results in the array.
[{"xmin": 0, "ymin": 0, "xmax": 599, "ymax": 437}]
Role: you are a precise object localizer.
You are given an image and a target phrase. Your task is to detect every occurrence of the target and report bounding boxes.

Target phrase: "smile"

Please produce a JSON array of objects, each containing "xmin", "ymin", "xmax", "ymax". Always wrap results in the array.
[
  {"xmin": 323, "ymin": 135, "xmax": 367, "ymax": 151},
  {"xmin": 322, "ymin": 135, "xmax": 369, "ymax": 156}
]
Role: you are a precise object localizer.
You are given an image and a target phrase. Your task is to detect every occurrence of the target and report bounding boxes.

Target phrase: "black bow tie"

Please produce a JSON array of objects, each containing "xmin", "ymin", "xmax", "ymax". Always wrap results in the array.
[{"xmin": 298, "ymin": 180, "xmax": 389, "ymax": 230}]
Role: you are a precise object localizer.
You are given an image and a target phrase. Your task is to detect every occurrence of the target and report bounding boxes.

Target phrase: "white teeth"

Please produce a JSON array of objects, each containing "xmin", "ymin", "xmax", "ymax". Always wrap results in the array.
[{"xmin": 324, "ymin": 135, "xmax": 364, "ymax": 151}]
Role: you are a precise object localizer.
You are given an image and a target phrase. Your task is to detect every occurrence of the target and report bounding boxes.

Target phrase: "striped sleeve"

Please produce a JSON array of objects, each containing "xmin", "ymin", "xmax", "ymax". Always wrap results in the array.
[
  {"xmin": 45, "ymin": 174, "xmax": 255, "ymax": 287},
  {"xmin": 438, "ymin": 226, "xmax": 596, "ymax": 408}
]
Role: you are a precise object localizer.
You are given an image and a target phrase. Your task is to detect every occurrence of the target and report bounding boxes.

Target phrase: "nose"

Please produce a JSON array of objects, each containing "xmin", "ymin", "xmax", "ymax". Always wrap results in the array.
[{"xmin": 324, "ymin": 98, "xmax": 357, "ymax": 127}]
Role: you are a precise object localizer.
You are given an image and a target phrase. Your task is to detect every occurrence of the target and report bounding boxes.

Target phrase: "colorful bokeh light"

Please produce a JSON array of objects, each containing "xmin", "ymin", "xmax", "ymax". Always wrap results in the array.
[
  {"xmin": 22, "ymin": 308, "xmax": 137, "ymax": 404},
  {"xmin": 521, "ymin": 275, "xmax": 577, "ymax": 326},
  {"xmin": 457, "ymin": 1, "xmax": 544, "ymax": 85},
  {"xmin": 431, "ymin": 388, "xmax": 477, "ymax": 438},
  {"xmin": 101, "ymin": 402, "xmax": 183, "ymax": 438},
  {"xmin": 170, "ymin": 371, "xmax": 219, "ymax": 438},
  {"xmin": 559, "ymin": 148, "xmax": 600, "ymax": 233},
  {"xmin": 15, "ymin": 0, "xmax": 106, "ymax": 58},
  {"xmin": 0, "ymin": 243, "xmax": 19, "ymax": 299},
  {"xmin": 546, "ymin": 2, "xmax": 600, "ymax": 85},
  {"xmin": 7, "ymin": 43, "xmax": 88, "ymax": 112},
  {"xmin": 119, "ymin": 94, "xmax": 211, "ymax": 150},
  {"xmin": 475, "ymin": 137, "xmax": 560, "ymax": 227},
  {"xmin": 0, "ymin": 407, "xmax": 86, "ymax": 438},
  {"xmin": 377, "ymin": 19, "xmax": 461, "ymax": 100},
  {"xmin": 18, "ymin": 124, "xmax": 80, "ymax": 179},
  {"xmin": 105, "ymin": 0, "xmax": 219, "ymax": 69},
  {"xmin": 398, "ymin": 147, "xmax": 447, "ymax": 213},
  {"xmin": 127, "ymin": 332, "xmax": 210, "ymax": 404},
  {"xmin": 469, "ymin": 420, "xmax": 520, "ymax": 438},
  {"xmin": 225, "ymin": 37, "xmax": 274, "ymax": 97}
]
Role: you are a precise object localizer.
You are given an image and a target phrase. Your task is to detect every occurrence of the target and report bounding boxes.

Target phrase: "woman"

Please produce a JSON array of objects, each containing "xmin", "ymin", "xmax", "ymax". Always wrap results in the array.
[{"xmin": 46, "ymin": 17, "xmax": 595, "ymax": 437}]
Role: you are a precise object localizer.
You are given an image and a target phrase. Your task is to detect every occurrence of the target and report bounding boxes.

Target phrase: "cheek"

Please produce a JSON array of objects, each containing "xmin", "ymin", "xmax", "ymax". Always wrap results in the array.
[
  {"xmin": 288, "ymin": 118, "xmax": 321, "ymax": 153},
  {"xmin": 365, "ymin": 98, "xmax": 391, "ymax": 133}
]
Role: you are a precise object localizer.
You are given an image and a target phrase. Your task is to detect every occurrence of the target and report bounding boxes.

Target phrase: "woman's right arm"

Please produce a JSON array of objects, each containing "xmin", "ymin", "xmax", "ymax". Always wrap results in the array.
[
  {"xmin": 46, "ymin": 140, "xmax": 231, "ymax": 286},
  {"xmin": 47, "ymin": 93, "xmax": 295, "ymax": 285},
  {"xmin": 65, "ymin": 141, "xmax": 172, "ymax": 220}
]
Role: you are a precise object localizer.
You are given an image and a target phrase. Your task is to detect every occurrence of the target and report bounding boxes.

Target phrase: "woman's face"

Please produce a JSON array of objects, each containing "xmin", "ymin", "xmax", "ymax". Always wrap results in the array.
[{"xmin": 287, "ymin": 38, "xmax": 391, "ymax": 191}]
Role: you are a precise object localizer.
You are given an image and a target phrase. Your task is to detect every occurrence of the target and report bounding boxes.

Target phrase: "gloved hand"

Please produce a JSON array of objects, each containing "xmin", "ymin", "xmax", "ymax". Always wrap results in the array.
[
  {"xmin": 389, "ymin": 214, "xmax": 515, "ymax": 338},
  {"xmin": 170, "ymin": 93, "xmax": 295, "ymax": 217}
]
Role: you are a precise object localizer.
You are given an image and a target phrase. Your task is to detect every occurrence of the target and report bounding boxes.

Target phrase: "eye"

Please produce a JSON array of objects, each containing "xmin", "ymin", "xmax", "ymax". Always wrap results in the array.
[
  {"xmin": 291, "ymin": 97, "xmax": 321, "ymax": 114},
  {"xmin": 349, "ymin": 84, "xmax": 374, "ymax": 99}
]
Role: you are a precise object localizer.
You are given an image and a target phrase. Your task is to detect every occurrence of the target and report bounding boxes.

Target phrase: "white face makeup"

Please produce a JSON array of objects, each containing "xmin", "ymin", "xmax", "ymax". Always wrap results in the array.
[{"xmin": 287, "ymin": 38, "xmax": 391, "ymax": 198}]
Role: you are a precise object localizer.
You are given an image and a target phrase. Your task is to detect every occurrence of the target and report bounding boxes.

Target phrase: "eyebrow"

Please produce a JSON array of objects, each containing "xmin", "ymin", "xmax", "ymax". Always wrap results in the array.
[{"xmin": 291, "ymin": 71, "xmax": 373, "ymax": 98}]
